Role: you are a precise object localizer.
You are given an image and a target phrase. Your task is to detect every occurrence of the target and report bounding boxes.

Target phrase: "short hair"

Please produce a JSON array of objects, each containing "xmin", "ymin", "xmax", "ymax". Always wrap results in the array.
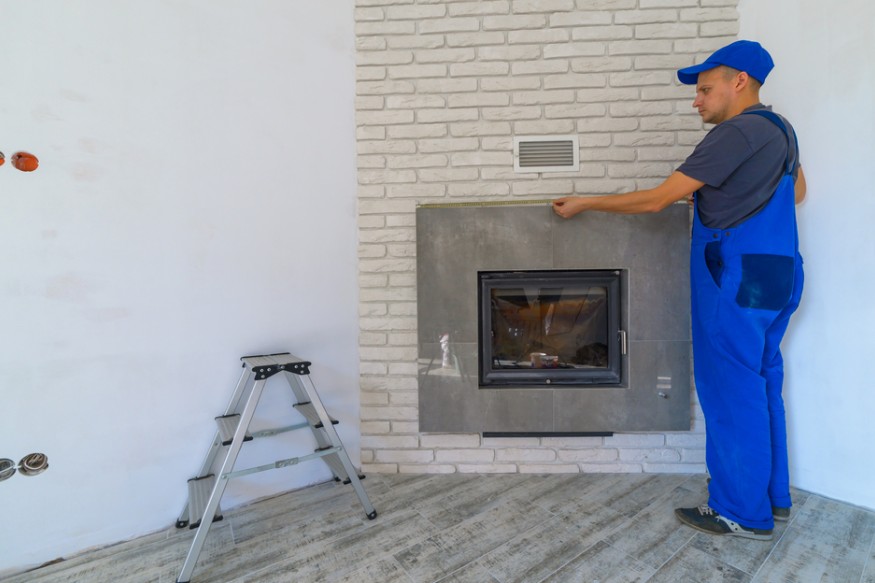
[{"xmin": 721, "ymin": 65, "xmax": 762, "ymax": 91}]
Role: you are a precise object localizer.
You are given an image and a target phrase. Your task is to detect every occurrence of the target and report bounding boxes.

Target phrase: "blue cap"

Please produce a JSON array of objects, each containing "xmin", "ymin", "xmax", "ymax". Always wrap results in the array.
[{"xmin": 677, "ymin": 40, "xmax": 774, "ymax": 85}]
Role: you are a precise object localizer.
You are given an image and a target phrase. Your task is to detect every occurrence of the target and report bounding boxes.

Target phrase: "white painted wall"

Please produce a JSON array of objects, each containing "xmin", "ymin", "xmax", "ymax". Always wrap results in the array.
[
  {"xmin": 738, "ymin": 0, "xmax": 875, "ymax": 509},
  {"xmin": 0, "ymin": 1, "xmax": 357, "ymax": 573}
]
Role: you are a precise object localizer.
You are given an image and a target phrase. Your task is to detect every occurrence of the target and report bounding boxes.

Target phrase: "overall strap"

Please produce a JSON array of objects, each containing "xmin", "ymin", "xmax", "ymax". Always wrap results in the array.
[{"xmin": 743, "ymin": 109, "xmax": 799, "ymax": 175}]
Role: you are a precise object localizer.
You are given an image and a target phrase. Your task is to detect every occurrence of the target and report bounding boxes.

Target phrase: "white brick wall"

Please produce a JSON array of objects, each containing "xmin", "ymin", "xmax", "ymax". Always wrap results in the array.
[{"xmin": 355, "ymin": 0, "xmax": 738, "ymax": 475}]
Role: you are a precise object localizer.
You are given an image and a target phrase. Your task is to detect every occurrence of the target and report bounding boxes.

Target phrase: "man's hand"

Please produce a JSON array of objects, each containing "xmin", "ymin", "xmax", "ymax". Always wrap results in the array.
[{"xmin": 552, "ymin": 197, "xmax": 589, "ymax": 218}]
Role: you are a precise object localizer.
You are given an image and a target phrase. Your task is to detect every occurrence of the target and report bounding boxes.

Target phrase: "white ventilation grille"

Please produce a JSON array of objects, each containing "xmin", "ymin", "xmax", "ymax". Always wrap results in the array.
[{"xmin": 513, "ymin": 135, "xmax": 580, "ymax": 173}]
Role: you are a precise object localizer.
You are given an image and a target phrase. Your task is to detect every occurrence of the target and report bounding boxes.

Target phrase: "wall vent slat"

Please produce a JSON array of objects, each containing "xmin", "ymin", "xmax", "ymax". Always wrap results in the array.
[{"xmin": 514, "ymin": 135, "xmax": 579, "ymax": 173}]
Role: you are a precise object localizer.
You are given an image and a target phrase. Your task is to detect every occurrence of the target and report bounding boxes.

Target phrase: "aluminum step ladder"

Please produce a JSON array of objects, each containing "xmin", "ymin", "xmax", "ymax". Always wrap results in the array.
[{"xmin": 175, "ymin": 353, "xmax": 377, "ymax": 583}]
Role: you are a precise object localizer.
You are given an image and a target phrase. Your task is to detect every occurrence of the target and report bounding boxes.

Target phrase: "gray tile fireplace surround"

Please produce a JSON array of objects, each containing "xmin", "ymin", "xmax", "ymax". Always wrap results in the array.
[{"xmin": 417, "ymin": 203, "xmax": 691, "ymax": 434}]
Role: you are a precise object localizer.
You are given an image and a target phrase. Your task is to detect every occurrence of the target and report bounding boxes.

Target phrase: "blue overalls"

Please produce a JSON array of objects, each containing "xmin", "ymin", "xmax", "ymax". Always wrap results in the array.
[{"xmin": 690, "ymin": 110, "xmax": 804, "ymax": 530}]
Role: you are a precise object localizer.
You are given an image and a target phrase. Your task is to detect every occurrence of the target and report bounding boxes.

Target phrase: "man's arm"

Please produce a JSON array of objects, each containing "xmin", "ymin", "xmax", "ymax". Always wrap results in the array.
[
  {"xmin": 552, "ymin": 171, "xmax": 705, "ymax": 218},
  {"xmin": 795, "ymin": 166, "xmax": 807, "ymax": 204}
]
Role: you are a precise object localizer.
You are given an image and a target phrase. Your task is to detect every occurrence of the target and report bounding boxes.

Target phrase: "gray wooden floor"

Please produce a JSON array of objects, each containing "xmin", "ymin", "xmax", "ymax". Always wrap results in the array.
[{"xmin": 4, "ymin": 473, "xmax": 875, "ymax": 583}]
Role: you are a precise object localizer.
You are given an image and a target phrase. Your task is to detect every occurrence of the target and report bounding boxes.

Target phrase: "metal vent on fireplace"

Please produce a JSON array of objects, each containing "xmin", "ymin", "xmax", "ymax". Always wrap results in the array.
[{"xmin": 513, "ymin": 135, "xmax": 580, "ymax": 173}]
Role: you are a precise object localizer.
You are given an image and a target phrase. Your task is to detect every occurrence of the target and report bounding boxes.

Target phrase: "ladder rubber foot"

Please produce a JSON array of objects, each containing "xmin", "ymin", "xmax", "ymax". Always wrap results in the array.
[
  {"xmin": 189, "ymin": 515, "xmax": 223, "ymax": 530},
  {"xmin": 367, "ymin": 510, "xmax": 378, "ymax": 520},
  {"xmin": 175, "ymin": 520, "xmax": 189, "ymax": 529}
]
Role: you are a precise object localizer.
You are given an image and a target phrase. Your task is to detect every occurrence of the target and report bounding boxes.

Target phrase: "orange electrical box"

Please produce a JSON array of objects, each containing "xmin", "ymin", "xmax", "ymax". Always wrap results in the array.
[{"xmin": 11, "ymin": 152, "xmax": 39, "ymax": 172}]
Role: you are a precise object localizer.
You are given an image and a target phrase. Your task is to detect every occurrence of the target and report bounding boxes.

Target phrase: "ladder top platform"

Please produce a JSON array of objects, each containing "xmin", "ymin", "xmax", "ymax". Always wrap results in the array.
[{"xmin": 240, "ymin": 353, "xmax": 311, "ymax": 378}]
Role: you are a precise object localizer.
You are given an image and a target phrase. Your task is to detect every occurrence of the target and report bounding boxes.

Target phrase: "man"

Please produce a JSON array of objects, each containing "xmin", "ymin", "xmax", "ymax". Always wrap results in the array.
[{"xmin": 553, "ymin": 40, "xmax": 805, "ymax": 540}]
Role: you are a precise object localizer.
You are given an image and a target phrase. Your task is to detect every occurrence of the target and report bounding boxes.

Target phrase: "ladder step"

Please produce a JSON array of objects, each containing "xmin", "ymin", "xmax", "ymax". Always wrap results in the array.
[
  {"xmin": 294, "ymin": 402, "xmax": 339, "ymax": 429},
  {"xmin": 215, "ymin": 414, "xmax": 254, "ymax": 446},
  {"xmin": 318, "ymin": 446, "xmax": 349, "ymax": 482},
  {"xmin": 316, "ymin": 446, "xmax": 363, "ymax": 484},
  {"xmin": 186, "ymin": 475, "xmax": 223, "ymax": 529}
]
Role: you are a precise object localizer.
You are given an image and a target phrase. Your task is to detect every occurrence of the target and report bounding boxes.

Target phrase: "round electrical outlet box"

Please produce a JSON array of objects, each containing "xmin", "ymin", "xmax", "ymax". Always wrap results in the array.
[
  {"xmin": 0, "ymin": 459, "xmax": 15, "ymax": 482},
  {"xmin": 12, "ymin": 152, "xmax": 39, "ymax": 172},
  {"xmin": 18, "ymin": 453, "xmax": 49, "ymax": 476}
]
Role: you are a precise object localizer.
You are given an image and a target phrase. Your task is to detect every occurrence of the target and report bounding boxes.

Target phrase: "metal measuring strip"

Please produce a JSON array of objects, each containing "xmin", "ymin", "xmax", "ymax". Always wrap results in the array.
[
  {"xmin": 417, "ymin": 198, "xmax": 692, "ymax": 209},
  {"xmin": 417, "ymin": 198, "xmax": 558, "ymax": 209}
]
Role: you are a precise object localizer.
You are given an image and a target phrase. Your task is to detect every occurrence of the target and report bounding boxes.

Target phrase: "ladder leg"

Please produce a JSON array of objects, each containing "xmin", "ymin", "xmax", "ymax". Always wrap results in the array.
[
  {"xmin": 284, "ymin": 373, "xmax": 340, "ymax": 478},
  {"xmin": 175, "ymin": 431, "xmax": 223, "ymax": 528},
  {"xmin": 177, "ymin": 378, "xmax": 268, "ymax": 583},
  {"xmin": 284, "ymin": 374, "xmax": 338, "ymax": 476},
  {"xmin": 176, "ymin": 368, "xmax": 253, "ymax": 528},
  {"xmin": 288, "ymin": 373, "xmax": 377, "ymax": 519},
  {"xmin": 223, "ymin": 366, "xmax": 256, "ymax": 415}
]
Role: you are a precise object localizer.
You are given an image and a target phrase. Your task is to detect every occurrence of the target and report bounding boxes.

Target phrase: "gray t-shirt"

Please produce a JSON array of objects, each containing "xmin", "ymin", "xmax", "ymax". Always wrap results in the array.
[{"xmin": 677, "ymin": 104, "xmax": 799, "ymax": 229}]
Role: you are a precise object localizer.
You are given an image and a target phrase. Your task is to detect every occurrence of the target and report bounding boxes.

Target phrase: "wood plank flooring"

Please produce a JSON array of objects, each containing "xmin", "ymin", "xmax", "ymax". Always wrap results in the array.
[{"xmin": 3, "ymin": 473, "xmax": 874, "ymax": 583}]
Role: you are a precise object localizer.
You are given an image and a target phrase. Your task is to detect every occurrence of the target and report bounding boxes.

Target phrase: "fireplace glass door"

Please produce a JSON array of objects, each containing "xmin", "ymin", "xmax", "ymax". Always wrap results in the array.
[{"xmin": 479, "ymin": 270, "xmax": 623, "ymax": 387}]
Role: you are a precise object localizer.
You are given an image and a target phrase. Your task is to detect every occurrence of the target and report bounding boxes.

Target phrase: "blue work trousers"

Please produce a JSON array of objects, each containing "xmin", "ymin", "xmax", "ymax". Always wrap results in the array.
[{"xmin": 690, "ymin": 169, "xmax": 803, "ymax": 531}]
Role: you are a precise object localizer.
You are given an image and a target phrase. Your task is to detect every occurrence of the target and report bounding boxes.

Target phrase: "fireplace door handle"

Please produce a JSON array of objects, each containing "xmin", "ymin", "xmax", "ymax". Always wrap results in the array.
[{"xmin": 618, "ymin": 330, "xmax": 627, "ymax": 355}]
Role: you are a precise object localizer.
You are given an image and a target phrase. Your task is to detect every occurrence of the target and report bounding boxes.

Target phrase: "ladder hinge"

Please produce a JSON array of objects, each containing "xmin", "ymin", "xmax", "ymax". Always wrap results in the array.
[
  {"xmin": 284, "ymin": 361, "xmax": 311, "ymax": 376},
  {"xmin": 242, "ymin": 353, "xmax": 312, "ymax": 378},
  {"xmin": 251, "ymin": 361, "xmax": 311, "ymax": 379},
  {"xmin": 252, "ymin": 366, "xmax": 283, "ymax": 380}
]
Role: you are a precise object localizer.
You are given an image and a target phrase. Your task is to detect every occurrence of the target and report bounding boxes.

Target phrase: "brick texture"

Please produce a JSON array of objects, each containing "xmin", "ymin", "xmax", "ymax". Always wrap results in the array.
[{"xmin": 355, "ymin": 0, "xmax": 737, "ymax": 474}]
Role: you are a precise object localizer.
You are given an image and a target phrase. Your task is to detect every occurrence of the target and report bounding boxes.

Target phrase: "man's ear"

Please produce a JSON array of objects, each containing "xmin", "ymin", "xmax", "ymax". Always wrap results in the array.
[{"xmin": 734, "ymin": 71, "xmax": 751, "ymax": 92}]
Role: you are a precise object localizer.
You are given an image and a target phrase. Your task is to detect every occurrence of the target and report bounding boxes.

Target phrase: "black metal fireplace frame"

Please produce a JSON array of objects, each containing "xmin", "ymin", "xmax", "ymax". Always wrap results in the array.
[{"xmin": 478, "ymin": 269, "xmax": 624, "ymax": 388}]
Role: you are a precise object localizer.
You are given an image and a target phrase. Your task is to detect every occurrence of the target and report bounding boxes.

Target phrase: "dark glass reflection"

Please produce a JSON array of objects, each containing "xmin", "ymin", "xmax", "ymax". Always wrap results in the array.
[{"xmin": 490, "ymin": 285, "xmax": 608, "ymax": 371}]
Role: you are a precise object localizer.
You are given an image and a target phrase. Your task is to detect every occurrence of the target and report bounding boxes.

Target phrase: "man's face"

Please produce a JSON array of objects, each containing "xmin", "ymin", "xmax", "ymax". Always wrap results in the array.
[{"xmin": 692, "ymin": 67, "xmax": 738, "ymax": 125}]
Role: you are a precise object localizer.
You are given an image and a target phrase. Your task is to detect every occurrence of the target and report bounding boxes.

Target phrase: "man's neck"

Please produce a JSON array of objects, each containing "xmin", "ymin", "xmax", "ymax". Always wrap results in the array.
[{"xmin": 725, "ymin": 94, "xmax": 762, "ymax": 121}]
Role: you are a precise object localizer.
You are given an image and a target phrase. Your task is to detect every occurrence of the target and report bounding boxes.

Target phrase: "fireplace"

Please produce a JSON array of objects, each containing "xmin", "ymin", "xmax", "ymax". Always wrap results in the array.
[
  {"xmin": 416, "ymin": 203, "xmax": 691, "ymax": 434},
  {"xmin": 479, "ymin": 269, "xmax": 624, "ymax": 387}
]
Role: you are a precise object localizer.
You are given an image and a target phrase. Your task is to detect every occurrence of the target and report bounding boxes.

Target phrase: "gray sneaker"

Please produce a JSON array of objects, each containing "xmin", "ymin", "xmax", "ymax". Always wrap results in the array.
[
  {"xmin": 675, "ymin": 505, "xmax": 773, "ymax": 541},
  {"xmin": 704, "ymin": 478, "xmax": 790, "ymax": 523},
  {"xmin": 772, "ymin": 506, "xmax": 791, "ymax": 522}
]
